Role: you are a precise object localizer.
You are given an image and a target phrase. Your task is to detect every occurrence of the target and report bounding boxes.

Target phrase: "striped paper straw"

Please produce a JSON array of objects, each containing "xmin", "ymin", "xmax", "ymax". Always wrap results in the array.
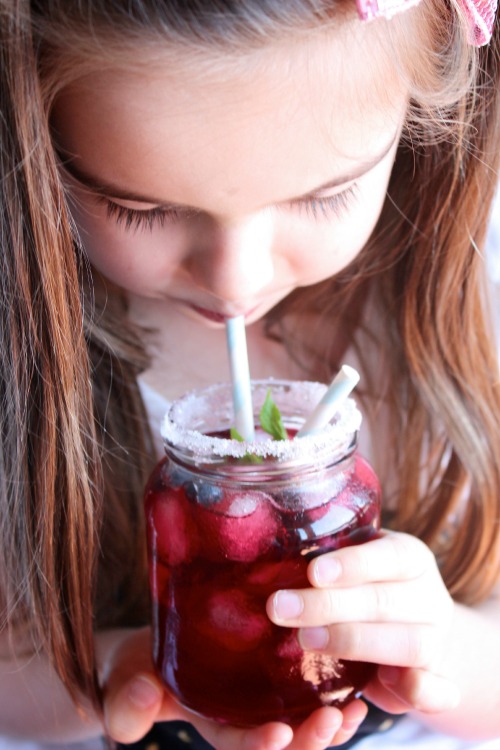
[
  {"xmin": 225, "ymin": 315, "xmax": 255, "ymax": 441},
  {"xmin": 297, "ymin": 365, "xmax": 360, "ymax": 437}
]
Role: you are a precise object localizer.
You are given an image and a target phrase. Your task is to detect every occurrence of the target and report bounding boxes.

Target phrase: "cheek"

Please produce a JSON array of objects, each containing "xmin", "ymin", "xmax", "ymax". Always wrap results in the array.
[
  {"xmin": 71, "ymin": 204, "xmax": 185, "ymax": 294},
  {"xmin": 280, "ymin": 158, "xmax": 391, "ymax": 283},
  {"xmin": 321, "ymin": 185, "xmax": 389, "ymax": 272},
  {"xmin": 84, "ymin": 235, "xmax": 144, "ymax": 289},
  {"xmin": 311, "ymin": 157, "xmax": 396, "ymax": 276},
  {"xmin": 285, "ymin": 202, "xmax": 383, "ymax": 283}
]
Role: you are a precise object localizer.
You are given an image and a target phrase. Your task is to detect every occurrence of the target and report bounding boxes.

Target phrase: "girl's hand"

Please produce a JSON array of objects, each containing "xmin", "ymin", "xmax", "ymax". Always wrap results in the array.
[
  {"xmin": 99, "ymin": 627, "xmax": 368, "ymax": 749},
  {"xmin": 266, "ymin": 531, "xmax": 461, "ymax": 716}
]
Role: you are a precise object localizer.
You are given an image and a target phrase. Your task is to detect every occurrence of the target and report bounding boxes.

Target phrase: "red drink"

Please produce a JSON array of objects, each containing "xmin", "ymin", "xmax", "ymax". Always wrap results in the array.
[{"xmin": 144, "ymin": 381, "xmax": 380, "ymax": 727}]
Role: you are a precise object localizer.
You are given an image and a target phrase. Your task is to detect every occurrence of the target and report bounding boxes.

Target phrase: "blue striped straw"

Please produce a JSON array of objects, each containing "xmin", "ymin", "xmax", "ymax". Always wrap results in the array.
[
  {"xmin": 225, "ymin": 315, "xmax": 255, "ymax": 441},
  {"xmin": 297, "ymin": 365, "xmax": 360, "ymax": 437}
]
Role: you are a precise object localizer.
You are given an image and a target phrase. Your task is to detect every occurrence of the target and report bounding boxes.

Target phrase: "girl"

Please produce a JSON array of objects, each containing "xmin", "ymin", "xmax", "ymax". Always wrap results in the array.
[{"xmin": 1, "ymin": 1, "xmax": 500, "ymax": 749}]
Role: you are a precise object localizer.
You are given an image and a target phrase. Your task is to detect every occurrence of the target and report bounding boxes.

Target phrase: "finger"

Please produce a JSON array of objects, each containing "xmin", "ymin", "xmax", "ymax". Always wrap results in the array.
[
  {"xmin": 307, "ymin": 532, "xmax": 436, "ymax": 588},
  {"xmin": 285, "ymin": 706, "xmax": 343, "ymax": 750},
  {"xmin": 297, "ymin": 621, "xmax": 440, "ymax": 669},
  {"xmin": 152, "ymin": 692, "xmax": 295, "ymax": 750},
  {"xmin": 378, "ymin": 665, "xmax": 461, "ymax": 713},
  {"xmin": 104, "ymin": 672, "xmax": 164, "ymax": 743},
  {"xmin": 268, "ymin": 580, "xmax": 440, "ymax": 627},
  {"xmin": 326, "ymin": 699, "xmax": 369, "ymax": 747},
  {"xmin": 198, "ymin": 718, "xmax": 294, "ymax": 750},
  {"xmin": 362, "ymin": 673, "xmax": 413, "ymax": 715}
]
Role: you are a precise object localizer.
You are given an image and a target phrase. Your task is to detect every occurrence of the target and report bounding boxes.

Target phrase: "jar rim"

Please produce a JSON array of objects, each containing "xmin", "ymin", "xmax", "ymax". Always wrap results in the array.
[{"xmin": 161, "ymin": 379, "xmax": 361, "ymax": 464}]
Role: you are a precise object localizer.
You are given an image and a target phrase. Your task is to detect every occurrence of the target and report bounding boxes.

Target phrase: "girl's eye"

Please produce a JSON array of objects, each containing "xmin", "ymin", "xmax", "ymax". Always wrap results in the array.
[
  {"xmin": 290, "ymin": 184, "xmax": 358, "ymax": 220},
  {"xmin": 97, "ymin": 196, "xmax": 189, "ymax": 231},
  {"xmin": 99, "ymin": 183, "xmax": 359, "ymax": 232}
]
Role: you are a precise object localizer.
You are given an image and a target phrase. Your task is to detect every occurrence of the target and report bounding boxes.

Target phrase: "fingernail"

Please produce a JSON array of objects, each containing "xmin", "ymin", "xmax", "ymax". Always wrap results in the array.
[
  {"xmin": 315, "ymin": 717, "xmax": 342, "ymax": 741},
  {"xmin": 266, "ymin": 740, "xmax": 291, "ymax": 750},
  {"xmin": 298, "ymin": 626, "xmax": 329, "ymax": 650},
  {"xmin": 273, "ymin": 591, "xmax": 303, "ymax": 620},
  {"xmin": 127, "ymin": 675, "xmax": 162, "ymax": 709},
  {"xmin": 265, "ymin": 727, "xmax": 294, "ymax": 750},
  {"xmin": 313, "ymin": 557, "xmax": 342, "ymax": 585},
  {"xmin": 343, "ymin": 707, "xmax": 368, "ymax": 731},
  {"xmin": 343, "ymin": 718, "xmax": 364, "ymax": 732}
]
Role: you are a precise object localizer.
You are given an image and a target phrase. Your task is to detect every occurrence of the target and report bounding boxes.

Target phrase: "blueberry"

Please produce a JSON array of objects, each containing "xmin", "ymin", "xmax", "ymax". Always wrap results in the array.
[
  {"xmin": 184, "ymin": 481, "xmax": 198, "ymax": 502},
  {"xmin": 184, "ymin": 480, "xmax": 223, "ymax": 507},
  {"xmin": 168, "ymin": 466, "xmax": 193, "ymax": 487}
]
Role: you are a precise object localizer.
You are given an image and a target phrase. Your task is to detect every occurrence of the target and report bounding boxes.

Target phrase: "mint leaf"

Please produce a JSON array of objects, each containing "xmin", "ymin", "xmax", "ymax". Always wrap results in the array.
[
  {"xmin": 230, "ymin": 427, "xmax": 245, "ymax": 442},
  {"xmin": 230, "ymin": 426, "xmax": 262, "ymax": 463},
  {"xmin": 259, "ymin": 389, "xmax": 288, "ymax": 441}
]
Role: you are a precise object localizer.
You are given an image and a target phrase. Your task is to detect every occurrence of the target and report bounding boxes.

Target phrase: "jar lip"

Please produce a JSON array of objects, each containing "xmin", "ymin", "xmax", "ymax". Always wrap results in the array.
[{"xmin": 161, "ymin": 379, "xmax": 361, "ymax": 462}]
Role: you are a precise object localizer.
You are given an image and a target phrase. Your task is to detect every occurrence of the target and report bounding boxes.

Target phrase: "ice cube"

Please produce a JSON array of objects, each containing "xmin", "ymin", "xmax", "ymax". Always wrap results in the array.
[
  {"xmin": 296, "ymin": 502, "xmax": 355, "ymax": 544},
  {"xmin": 246, "ymin": 559, "xmax": 306, "ymax": 592},
  {"xmin": 226, "ymin": 491, "xmax": 260, "ymax": 517},
  {"xmin": 206, "ymin": 589, "xmax": 271, "ymax": 652},
  {"xmin": 274, "ymin": 474, "xmax": 348, "ymax": 513},
  {"xmin": 148, "ymin": 490, "xmax": 196, "ymax": 566},
  {"xmin": 197, "ymin": 491, "xmax": 279, "ymax": 562}
]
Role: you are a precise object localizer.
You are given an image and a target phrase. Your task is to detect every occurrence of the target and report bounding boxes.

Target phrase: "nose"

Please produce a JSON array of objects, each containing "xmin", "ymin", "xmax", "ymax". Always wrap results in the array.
[{"xmin": 188, "ymin": 211, "xmax": 275, "ymax": 301}]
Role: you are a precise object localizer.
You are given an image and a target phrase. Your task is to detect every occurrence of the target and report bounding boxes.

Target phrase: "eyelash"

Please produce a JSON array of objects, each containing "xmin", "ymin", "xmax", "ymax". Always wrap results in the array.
[
  {"xmin": 98, "ymin": 185, "xmax": 358, "ymax": 232},
  {"xmin": 289, "ymin": 185, "xmax": 358, "ymax": 220},
  {"xmin": 97, "ymin": 197, "xmax": 183, "ymax": 232}
]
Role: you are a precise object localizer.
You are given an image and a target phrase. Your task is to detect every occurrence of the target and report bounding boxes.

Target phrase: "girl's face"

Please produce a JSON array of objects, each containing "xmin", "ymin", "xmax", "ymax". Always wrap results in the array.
[{"xmin": 52, "ymin": 25, "xmax": 409, "ymax": 327}]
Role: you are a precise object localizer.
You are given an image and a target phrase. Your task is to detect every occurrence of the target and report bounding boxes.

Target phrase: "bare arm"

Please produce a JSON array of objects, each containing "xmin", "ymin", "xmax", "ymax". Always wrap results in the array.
[
  {"xmin": 0, "ymin": 628, "xmax": 144, "ymax": 742},
  {"xmin": 0, "ymin": 634, "xmax": 102, "ymax": 742},
  {"xmin": 406, "ymin": 595, "xmax": 500, "ymax": 738}
]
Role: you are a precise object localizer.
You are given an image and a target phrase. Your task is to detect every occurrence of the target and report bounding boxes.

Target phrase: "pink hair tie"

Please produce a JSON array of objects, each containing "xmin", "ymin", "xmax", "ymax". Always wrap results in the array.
[
  {"xmin": 356, "ymin": 0, "xmax": 498, "ymax": 46},
  {"xmin": 459, "ymin": 0, "xmax": 498, "ymax": 44}
]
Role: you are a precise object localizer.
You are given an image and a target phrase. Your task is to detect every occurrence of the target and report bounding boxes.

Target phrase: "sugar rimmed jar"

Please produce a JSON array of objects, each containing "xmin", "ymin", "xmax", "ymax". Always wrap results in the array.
[{"xmin": 143, "ymin": 379, "xmax": 381, "ymax": 727}]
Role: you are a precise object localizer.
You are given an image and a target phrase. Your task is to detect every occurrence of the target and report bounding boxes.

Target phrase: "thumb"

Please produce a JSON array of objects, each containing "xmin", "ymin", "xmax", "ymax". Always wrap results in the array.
[{"xmin": 104, "ymin": 672, "xmax": 164, "ymax": 743}]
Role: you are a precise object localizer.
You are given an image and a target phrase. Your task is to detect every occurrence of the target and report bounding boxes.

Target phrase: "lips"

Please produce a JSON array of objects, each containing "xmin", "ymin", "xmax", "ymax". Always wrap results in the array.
[
  {"xmin": 191, "ymin": 306, "xmax": 227, "ymax": 324},
  {"xmin": 190, "ymin": 304, "xmax": 258, "ymax": 324}
]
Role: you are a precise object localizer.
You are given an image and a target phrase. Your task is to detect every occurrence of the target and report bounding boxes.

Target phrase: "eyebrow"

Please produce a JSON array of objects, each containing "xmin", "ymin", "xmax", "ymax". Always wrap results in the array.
[{"xmin": 56, "ymin": 134, "xmax": 398, "ymax": 209}]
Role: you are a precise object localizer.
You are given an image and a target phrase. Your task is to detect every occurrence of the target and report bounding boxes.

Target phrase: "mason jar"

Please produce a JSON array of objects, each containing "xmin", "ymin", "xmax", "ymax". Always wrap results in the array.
[{"xmin": 144, "ymin": 380, "xmax": 381, "ymax": 727}]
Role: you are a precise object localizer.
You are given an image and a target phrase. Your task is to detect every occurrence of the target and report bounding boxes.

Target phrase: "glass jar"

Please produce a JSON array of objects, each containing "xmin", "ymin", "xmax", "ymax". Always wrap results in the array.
[{"xmin": 144, "ymin": 380, "xmax": 381, "ymax": 727}]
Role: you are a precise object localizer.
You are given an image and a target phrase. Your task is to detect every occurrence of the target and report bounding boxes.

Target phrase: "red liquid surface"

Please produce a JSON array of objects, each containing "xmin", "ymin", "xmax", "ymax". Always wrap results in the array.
[{"xmin": 144, "ymin": 446, "xmax": 380, "ymax": 727}]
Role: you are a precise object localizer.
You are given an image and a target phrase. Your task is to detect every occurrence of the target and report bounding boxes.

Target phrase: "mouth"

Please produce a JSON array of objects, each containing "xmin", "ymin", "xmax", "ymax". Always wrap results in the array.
[
  {"xmin": 190, "ymin": 305, "xmax": 227, "ymax": 324},
  {"xmin": 190, "ymin": 304, "xmax": 258, "ymax": 324}
]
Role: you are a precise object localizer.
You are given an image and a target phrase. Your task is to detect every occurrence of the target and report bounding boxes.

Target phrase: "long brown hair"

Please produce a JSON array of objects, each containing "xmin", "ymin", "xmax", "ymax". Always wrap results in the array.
[
  {"xmin": 1, "ymin": 0, "xmax": 499, "ymax": 717},
  {"xmin": 0, "ymin": 0, "xmax": 102, "ymax": 707},
  {"xmin": 0, "ymin": 0, "xmax": 155, "ymax": 713},
  {"xmin": 271, "ymin": 20, "xmax": 500, "ymax": 604}
]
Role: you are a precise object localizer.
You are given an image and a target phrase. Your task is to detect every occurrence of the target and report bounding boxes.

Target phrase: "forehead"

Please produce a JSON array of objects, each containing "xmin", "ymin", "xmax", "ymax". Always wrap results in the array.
[{"xmin": 52, "ymin": 22, "xmax": 410, "ymax": 213}]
